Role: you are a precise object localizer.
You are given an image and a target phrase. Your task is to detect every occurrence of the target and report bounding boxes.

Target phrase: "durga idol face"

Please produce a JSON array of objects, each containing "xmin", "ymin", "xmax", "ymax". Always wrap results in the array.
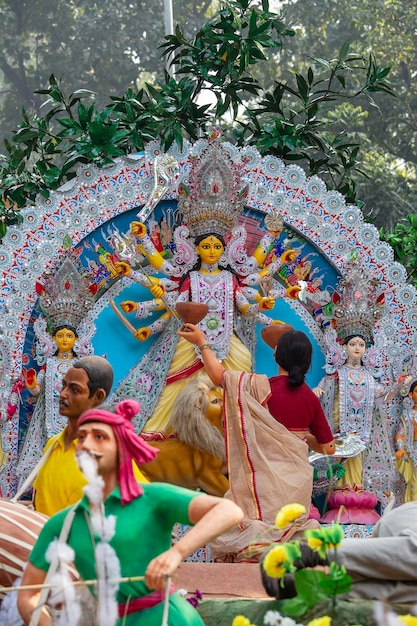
[
  {"xmin": 196, "ymin": 235, "xmax": 224, "ymax": 266},
  {"xmin": 54, "ymin": 327, "xmax": 77, "ymax": 354}
]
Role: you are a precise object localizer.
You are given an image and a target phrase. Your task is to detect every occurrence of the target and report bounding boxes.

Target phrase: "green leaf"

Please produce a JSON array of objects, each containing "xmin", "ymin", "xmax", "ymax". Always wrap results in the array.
[
  {"xmin": 320, "ymin": 573, "xmax": 352, "ymax": 596},
  {"xmin": 279, "ymin": 595, "xmax": 310, "ymax": 617},
  {"xmin": 336, "ymin": 74, "xmax": 346, "ymax": 88},
  {"xmin": 42, "ymin": 166, "xmax": 62, "ymax": 184},
  {"xmin": 339, "ymin": 40, "xmax": 350, "ymax": 59},
  {"xmin": 78, "ymin": 102, "xmax": 95, "ymax": 129},
  {"xmin": 58, "ymin": 118, "xmax": 81, "ymax": 130},
  {"xmin": 295, "ymin": 73, "xmax": 309, "ymax": 102},
  {"xmin": 12, "ymin": 129, "xmax": 40, "ymax": 142},
  {"xmin": 293, "ymin": 569, "xmax": 330, "ymax": 605}
]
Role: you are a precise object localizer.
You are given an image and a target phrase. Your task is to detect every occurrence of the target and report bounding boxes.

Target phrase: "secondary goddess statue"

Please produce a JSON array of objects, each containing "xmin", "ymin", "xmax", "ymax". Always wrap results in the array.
[
  {"xmin": 313, "ymin": 257, "xmax": 410, "ymax": 514},
  {"xmin": 16, "ymin": 258, "xmax": 96, "ymax": 486}
]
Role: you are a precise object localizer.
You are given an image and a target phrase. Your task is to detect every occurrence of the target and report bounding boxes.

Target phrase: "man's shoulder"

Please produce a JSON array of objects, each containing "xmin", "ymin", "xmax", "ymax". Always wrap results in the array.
[
  {"xmin": 41, "ymin": 501, "xmax": 80, "ymax": 531},
  {"xmin": 44, "ymin": 428, "xmax": 67, "ymax": 453},
  {"xmin": 140, "ymin": 482, "xmax": 200, "ymax": 500},
  {"xmin": 140, "ymin": 482, "xmax": 169, "ymax": 495},
  {"xmin": 33, "ymin": 502, "xmax": 84, "ymax": 559}
]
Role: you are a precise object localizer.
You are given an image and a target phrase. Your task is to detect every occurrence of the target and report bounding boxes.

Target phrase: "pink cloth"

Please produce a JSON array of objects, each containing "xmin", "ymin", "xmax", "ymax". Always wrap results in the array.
[
  {"xmin": 118, "ymin": 583, "xmax": 175, "ymax": 617},
  {"xmin": 78, "ymin": 400, "xmax": 158, "ymax": 504}
]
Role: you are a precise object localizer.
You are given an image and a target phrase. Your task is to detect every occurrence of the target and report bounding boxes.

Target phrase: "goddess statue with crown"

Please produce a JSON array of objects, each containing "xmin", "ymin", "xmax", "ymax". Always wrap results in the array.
[
  {"xmin": 393, "ymin": 380, "xmax": 417, "ymax": 501},
  {"xmin": 16, "ymin": 258, "xmax": 96, "ymax": 486},
  {"xmin": 313, "ymin": 255, "xmax": 411, "ymax": 519},
  {"xmin": 111, "ymin": 137, "xmax": 296, "ymax": 437}
]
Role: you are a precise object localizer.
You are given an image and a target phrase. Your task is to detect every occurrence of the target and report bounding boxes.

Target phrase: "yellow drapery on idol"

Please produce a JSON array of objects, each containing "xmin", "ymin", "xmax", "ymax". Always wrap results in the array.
[{"xmin": 143, "ymin": 334, "xmax": 251, "ymax": 438}]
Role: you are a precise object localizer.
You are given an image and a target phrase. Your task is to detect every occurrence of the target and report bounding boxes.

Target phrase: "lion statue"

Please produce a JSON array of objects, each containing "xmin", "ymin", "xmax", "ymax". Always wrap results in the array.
[{"xmin": 141, "ymin": 374, "xmax": 229, "ymax": 497}]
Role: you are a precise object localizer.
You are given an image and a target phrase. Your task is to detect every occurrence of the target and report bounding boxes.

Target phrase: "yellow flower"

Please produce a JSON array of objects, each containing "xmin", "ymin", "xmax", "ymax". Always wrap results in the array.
[
  {"xmin": 305, "ymin": 524, "xmax": 343, "ymax": 559},
  {"xmin": 275, "ymin": 503, "xmax": 306, "ymax": 530},
  {"xmin": 265, "ymin": 563, "xmax": 286, "ymax": 579},
  {"xmin": 307, "ymin": 616, "xmax": 332, "ymax": 626},
  {"xmin": 232, "ymin": 616, "xmax": 254, "ymax": 626},
  {"xmin": 307, "ymin": 536, "xmax": 324, "ymax": 552},
  {"xmin": 262, "ymin": 545, "xmax": 288, "ymax": 579},
  {"xmin": 398, "ymin": 615, "xmax": 417, "ymax": 626}
]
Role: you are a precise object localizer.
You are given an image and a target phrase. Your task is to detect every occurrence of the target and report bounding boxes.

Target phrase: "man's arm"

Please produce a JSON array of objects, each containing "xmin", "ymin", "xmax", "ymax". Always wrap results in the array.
[
  {"xmin": 145, "ymin": 494, "xmax": 243, "ymax": 590},
  {"xmin": 17, "ymin": 562, "xmax": 51, "ymax": 626}
]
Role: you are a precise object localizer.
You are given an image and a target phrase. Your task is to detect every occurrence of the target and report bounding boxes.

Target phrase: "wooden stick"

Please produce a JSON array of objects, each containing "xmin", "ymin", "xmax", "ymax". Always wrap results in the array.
[
  {"xmin": 109, "ymin": 298, "xmax": 138, "ymax": 335},
  {"xmin": 161, "ymin": 576, "xmax": 171, "ymax": 626},
  {"xmin": 1, "ymin": 574, "xmax": 146, "ymax": 594}
]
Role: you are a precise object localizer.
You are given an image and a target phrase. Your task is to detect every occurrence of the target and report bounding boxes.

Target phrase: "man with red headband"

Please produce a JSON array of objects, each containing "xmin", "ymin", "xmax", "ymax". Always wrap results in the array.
[{"xmin": 18, "ymin": 400, "xmax": 243, "ymax": 626}]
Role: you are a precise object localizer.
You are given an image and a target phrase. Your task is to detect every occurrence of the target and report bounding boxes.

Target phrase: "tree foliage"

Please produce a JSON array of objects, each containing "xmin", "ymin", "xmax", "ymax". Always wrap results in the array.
[
  {"xmin": 382, "ymin": 216, "xmax": 417, "ymax": 287},
  {"xmin": 275, "ymin": 0, "xmax": 417, "ymax": 231},
  {"xmin": 0, "ymin": 0, "xmax": 395, "ymax": 246},
  {"xmin": 0, "ymin": 0, "xmax": 216, "ymax": 137},
  {"xmin": 235, "ymin": 43, "xmax": 394, "ymax": 204}
]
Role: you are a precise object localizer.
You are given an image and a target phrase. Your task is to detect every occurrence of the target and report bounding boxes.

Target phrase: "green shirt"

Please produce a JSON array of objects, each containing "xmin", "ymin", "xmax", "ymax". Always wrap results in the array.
[{"xmin": 30, "ymin": 482, "xmax": 204, "ymax": 625}]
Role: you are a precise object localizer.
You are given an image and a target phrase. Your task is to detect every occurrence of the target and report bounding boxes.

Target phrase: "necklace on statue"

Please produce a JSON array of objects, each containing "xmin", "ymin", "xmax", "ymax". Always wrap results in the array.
[
  {"xmin": 200, "ymin": 262, "xmax": 219, "ymax": 274},
  {"xmin": 57, "ymin": 352, "xmax": 73, "ymax": 361}
]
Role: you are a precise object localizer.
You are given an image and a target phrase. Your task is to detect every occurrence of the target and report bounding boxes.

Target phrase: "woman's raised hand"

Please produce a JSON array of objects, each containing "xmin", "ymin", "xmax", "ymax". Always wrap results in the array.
[{"xmin": 178, "ymin": 323, "xmax": 207, "ymax": 346}]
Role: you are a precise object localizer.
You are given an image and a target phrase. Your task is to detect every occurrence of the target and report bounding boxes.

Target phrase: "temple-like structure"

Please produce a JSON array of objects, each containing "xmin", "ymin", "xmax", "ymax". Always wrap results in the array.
[{"xmin": 0, "ymin": 137, "xmax": 416, "ymax": 515}]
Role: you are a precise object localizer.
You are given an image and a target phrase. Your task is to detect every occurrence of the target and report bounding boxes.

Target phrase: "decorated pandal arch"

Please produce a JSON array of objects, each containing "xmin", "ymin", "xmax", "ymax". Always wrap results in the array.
[{"xmin": 0, "ymin": 135, "xmax": 417, "ymax": 520}]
